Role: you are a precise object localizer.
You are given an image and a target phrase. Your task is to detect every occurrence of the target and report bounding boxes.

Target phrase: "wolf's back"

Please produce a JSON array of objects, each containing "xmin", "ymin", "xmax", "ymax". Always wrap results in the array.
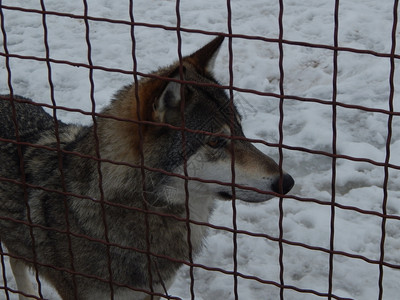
[
  {"xmin": 0, "ymin": 95, "xmax": 54, "ymax": 141},
  {"xmin": 0, "ymin": 95, "xmax": 55, "ymax": 180}
]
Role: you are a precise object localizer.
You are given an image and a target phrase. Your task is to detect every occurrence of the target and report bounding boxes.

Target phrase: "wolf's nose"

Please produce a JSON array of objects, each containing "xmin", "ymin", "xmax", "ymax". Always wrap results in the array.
[{"xmin": 271, "ymin": 174, "xmax": 295, "ymax": 195}]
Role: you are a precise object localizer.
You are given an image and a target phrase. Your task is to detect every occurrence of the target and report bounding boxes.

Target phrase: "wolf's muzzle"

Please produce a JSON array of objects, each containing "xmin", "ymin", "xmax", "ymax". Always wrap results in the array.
[{"xmin": 271, "ymin": 174, "xmax": 295, "ymax": 195}]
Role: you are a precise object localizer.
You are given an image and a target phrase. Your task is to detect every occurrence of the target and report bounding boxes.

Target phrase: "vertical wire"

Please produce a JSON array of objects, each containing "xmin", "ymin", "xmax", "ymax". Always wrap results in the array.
[
  {"xmin": 39, "ymin": 1, "xmax": 78, "ymax": 298},
  {"xmin": 81, "ymin": 1, "xmax": 114, "ymax": 298},
  {"xmin": 0, "ymin": 2, "xmax": 44, "ymax": 299},
  {"xmin": 277, "ymin": 0, "xmax": 285, "ymax": 298},
  {"xmin": 0, "ymin": 5, "xmax": 10, "ymax": 300},
  {"xmin": 226, "ymin": 1, "xmax": 238, "ymax": 299},
  {"xmin": 378, "ymin": 0, "xmax": 398, "ymax": 298},
  {"xmin": 329, "ymin": 0, "xmax": 340, "ymax": 298},
  {"xmin": 128, "ymin": 1, "xmax": 156, "ymax": 298},
  {"xmin": 174, "ymin": 1, "xmax": 195, "ymax": 299}
]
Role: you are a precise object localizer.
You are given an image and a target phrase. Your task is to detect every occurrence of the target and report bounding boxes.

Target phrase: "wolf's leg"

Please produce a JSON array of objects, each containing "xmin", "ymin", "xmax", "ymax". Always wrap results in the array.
[
  {"xmin": 143, "ymin": 295, "xmax": 162, "ymax": 300},
  {"xmin": 9, "ymin": 257, "xmax": 38, "ymax": 300},
  {"xmin": 142, "ymin": 279, "xmax": 174, "ymax": 300},
  {"xmin": 143, "ymin": 296, "xmax": 160, "ymax": 300}
]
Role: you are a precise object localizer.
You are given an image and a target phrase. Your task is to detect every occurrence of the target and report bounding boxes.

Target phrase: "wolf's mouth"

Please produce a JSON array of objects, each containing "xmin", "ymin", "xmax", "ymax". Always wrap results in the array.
[{"xmin": 218, "ymin": 191, "xmax": 233, "ymax": 200}]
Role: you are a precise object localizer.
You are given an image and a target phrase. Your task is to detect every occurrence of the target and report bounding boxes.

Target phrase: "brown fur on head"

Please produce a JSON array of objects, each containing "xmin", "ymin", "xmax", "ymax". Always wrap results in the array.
[
  {"xmin": 116, "ymin": 36, "xmax": 224, "ymax": 123},
  {"xmin": 98, "ymin": 36, "xmax": 225, "ymax": 161}
]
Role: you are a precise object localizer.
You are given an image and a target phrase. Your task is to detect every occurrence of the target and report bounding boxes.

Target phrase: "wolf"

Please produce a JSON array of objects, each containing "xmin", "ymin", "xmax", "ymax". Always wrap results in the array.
[{"xmin": 0, "ymin": 36, "xmax": 294, "ymax": 300}]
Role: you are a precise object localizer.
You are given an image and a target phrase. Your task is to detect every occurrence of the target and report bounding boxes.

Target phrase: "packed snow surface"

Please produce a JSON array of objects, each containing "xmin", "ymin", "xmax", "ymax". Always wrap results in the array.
[{"xmin": 1, "ymin": 0, "xmax": 399, "ymax": 299}]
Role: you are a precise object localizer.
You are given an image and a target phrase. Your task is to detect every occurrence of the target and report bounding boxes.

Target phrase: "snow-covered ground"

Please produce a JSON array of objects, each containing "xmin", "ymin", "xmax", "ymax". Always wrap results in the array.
[{"xmin": 1, "ymin": 0, "xmax": 399, "ymax": 299}]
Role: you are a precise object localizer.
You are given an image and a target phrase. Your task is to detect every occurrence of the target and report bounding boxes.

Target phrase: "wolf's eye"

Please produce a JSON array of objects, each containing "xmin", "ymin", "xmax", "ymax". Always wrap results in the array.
[{"xmin": 207, "ymin": 135, "xmax": 226, "ymax": 148}]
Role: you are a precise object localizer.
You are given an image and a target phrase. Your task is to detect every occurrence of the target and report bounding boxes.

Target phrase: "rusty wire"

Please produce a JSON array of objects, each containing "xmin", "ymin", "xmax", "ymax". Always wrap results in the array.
[
  {"xmin": 0, "ymin": 1, "xmax": 399, "ymax": 300},
  {"xmin": 277, "ymin": 0, "xmax": 286, "ymax": 299},
  {"xmin": 39, "ymin": 0, "xmax": 79, "ymax": 298},
  {"xmin": 378, "ymin": 1, "xmax": 399, "ymax": 299}
]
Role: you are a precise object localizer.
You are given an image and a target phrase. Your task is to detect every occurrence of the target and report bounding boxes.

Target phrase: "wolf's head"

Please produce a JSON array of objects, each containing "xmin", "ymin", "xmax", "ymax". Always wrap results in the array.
[{"xmin": 102, "ymin": 36, "xmax": 294, "ymax": 204}]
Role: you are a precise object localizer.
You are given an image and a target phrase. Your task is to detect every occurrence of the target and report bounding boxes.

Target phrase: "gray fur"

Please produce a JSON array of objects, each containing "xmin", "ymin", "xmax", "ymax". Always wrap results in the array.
[{"xmin": 0, "ymin": 37, "xmax": 294, "ymax": 300}]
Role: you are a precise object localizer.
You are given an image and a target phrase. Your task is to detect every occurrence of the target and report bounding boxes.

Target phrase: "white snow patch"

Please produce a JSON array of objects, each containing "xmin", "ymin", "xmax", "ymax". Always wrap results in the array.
[{"xmin": 1, "ymin": 0, "xmax": 399, "ymax": 299}]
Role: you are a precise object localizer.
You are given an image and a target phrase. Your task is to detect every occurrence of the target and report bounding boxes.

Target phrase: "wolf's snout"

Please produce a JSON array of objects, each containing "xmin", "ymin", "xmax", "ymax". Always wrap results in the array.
[{"xmin": 271, "ymin": 174, "xmax": 295, "ymax": 195}]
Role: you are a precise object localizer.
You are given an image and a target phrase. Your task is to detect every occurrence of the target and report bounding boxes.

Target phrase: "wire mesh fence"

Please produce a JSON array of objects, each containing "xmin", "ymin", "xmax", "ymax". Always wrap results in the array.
[{"xmin": 0, "ymin": 0, "xmax": 399, "ymax": 299}]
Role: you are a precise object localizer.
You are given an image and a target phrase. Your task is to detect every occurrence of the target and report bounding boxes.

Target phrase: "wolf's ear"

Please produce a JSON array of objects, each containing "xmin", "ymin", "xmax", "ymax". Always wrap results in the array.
[
  {"xmin": 151, "ymin": 36, "xmax": 224, "ymax": 123},
  {"xmin": 152, "ymin": 74, "xmax": 184, "ymax": 123},
  {"xmin": 185, "ymin": 35, "xmax": 224, "ymax": 74}
]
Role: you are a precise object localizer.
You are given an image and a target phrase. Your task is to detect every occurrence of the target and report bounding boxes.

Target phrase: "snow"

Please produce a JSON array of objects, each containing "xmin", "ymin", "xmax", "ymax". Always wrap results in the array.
[{"xmin": 1, "ymin": 0, "xmax": 399, "ymax": 299}]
